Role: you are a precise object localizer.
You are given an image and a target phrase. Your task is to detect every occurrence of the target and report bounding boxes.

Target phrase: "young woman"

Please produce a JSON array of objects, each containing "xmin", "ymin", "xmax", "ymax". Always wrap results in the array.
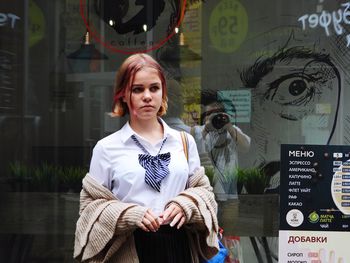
[{"xmin": 74, "ymin": 53, "xmax": 219, "ymax": 263}]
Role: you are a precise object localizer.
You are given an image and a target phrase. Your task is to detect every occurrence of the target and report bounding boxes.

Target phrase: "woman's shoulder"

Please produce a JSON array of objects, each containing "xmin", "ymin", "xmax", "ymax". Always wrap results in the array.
[
  {"xmin": 94, "ymin": 129, "xmax": 123, "ymax": 151},
  {"xmin": 162, "ymin": 118, "xmax": 199, "ymax": 147},
  {"xmin": 173, "ymin": 129, "xmax": 198, "ymax": 150}
]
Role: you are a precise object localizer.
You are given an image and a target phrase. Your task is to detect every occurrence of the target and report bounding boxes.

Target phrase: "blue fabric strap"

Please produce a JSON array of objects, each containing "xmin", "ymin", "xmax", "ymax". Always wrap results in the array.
[{"xmin": 131, "ymin": 135, "xmax": 171, "ymax": 192}]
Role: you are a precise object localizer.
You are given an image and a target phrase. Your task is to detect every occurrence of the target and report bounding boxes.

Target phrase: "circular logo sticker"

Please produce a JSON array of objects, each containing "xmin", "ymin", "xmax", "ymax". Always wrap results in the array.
[
  {"xmin": 80, "ymin": 0, "xmax": 186, "ymax": 54},
  {"xmin": 29, "ymin": 0, "xmax": 45, "ymax": 47},
  {"xmin": 308, "ymin": 211, "xmax": 320, "ymax": 223},
  {"xmin": 209, "ymin": 0, "xmax": 248, "ymax": 53},
  {"xmin": 286, "ymin": 209, "xmax": 304, "ymax": 227}
]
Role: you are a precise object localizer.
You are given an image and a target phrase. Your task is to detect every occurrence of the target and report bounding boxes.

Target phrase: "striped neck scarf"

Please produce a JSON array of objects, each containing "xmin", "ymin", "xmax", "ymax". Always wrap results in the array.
[{"xmin": 131, "ymin": 135, "xmax": 171, "ymax": 192}]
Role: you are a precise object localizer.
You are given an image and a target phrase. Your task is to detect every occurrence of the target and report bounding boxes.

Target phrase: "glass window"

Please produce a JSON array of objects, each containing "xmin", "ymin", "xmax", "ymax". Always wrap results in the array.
[{"xmin": 0, "ymin": 0, "xmax": 347, "ymax": 262}]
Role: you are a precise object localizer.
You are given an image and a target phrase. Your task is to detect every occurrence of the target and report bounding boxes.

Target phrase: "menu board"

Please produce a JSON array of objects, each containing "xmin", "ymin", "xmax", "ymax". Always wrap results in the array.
[{"xmin": 279, "ymin": 144, "xmax": 350, "ymax": 263}]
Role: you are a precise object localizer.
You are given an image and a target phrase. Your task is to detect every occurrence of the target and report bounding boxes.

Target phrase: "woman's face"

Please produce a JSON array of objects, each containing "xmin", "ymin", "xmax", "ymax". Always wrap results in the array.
[{"xmin": 123, "ymin": 67, "xmax": 163, "ymax": 121}]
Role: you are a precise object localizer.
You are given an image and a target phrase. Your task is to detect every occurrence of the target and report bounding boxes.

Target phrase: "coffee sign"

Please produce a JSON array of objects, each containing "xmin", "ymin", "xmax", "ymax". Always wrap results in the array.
[{"xmin": 82, "ymin": 0, "xmax": 186, "ymax": 54}]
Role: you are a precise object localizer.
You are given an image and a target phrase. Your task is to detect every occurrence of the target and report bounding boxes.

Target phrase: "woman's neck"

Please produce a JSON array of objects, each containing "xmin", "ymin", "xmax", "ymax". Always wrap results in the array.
[{"xmin": 129, "ymin": 117, "xmax": 164, "ymax": 144}]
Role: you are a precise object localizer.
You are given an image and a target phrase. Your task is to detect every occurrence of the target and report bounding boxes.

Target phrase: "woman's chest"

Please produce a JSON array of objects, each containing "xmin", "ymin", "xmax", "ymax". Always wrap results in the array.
[{"xmin": 108, "ymin": 144, "xmax": 189, "ymax": 187}]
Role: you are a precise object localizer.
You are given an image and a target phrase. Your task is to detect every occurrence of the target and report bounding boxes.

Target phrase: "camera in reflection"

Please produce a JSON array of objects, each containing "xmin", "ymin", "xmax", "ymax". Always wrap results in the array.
[{"xmin": 211, "ymin": 113, "xmax": 230, "ymax": 129}]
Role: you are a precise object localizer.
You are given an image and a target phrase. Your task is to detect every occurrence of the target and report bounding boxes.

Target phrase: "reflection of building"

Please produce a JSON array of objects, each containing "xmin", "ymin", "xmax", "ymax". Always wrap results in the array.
[{"xmin": 1, "ymin": 0, "xmax": 349, "ymax": 262}]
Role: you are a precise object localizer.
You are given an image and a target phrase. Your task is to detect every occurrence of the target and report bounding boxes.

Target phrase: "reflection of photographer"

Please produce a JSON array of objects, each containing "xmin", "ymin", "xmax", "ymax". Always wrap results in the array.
[
  {"xmin": 201, "ymin": 101, "xmax": 250, "ymax": 152},
  {"xmin": 193, "ymin": 96, "xmax": 251, "ymax": 200},
  {"xmin": 210, "ymin": 112, "xmax": 230, "ymax": 130}
]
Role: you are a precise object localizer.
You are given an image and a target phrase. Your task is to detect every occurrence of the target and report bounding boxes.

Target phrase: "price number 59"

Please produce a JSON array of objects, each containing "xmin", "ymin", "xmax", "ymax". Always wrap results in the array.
[{"xmin": 209, "ymin": 0, "xmax": 248, "ymax": 53}]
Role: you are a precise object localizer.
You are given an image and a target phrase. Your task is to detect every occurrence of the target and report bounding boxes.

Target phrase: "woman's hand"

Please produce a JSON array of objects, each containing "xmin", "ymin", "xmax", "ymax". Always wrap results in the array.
[
  {"xmin": 139, "ymin": 209, "xmax": 160, "ymax": 232},
  {"xmin": 159, "ymin": 204, "xmax": 186, "ymax": 229}
]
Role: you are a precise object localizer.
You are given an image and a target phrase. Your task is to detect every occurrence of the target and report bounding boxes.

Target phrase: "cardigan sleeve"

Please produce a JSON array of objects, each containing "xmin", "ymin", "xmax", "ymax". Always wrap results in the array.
[
  {"xmin": 166, "ymin": 167, "xmax": 217, "ymax": 226},
  {"xmin": 74, "ymin": 174, "xmax": 147, "ymax": 262},
  {"xmin": 165, "ymin": 167, "xmax": 219, "ymax": 259}
]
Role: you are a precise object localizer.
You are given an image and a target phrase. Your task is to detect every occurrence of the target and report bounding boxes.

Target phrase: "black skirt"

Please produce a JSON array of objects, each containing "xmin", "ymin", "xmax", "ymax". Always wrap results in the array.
[{"xmin": 133, "ymin": 225, "xmax": 192, "ymax": 263}]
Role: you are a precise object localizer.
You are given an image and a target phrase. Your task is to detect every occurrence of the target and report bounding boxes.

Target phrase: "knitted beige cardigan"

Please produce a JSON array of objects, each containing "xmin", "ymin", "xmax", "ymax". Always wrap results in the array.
[{"xmin": 74, "ymin": 167, "xmax": 219, "ymax": 262}]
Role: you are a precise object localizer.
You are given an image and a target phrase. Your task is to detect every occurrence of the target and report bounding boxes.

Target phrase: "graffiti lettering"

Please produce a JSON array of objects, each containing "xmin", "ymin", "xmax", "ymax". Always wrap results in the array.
[
  {"xmin": 0, "ymin": 13, "xmax": 20, "ymax": 29},
  {"xmin": 0, "ymin": 51, "xmax": 16, "ymax": 112},
  {"xmin": 333, "ymin": 9, "xmax": 343, "ymax": 35},
  {"xmin": 318, "ymin": 11, "xmax": 332, "ymax": 35},
  {"xmin": 298, "ymin": 2, "xmax": 350, "ymax": 47}
]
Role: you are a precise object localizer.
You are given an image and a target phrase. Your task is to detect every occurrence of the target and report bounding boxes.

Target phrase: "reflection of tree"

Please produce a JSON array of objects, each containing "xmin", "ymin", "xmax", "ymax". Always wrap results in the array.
[
  {"xmin": 157, "ymin": 0, "xmax": 204, "ymax": 127},
  {"xmin": 167, "ymin": 0, "xmax": 205, "ymax": 34}
]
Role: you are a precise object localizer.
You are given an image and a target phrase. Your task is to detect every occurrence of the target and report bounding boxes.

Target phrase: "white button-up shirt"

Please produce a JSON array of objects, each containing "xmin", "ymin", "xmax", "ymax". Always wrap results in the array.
[{"xmin": 89, "ymin": 119, "xmax": 200, "ymax": 215}]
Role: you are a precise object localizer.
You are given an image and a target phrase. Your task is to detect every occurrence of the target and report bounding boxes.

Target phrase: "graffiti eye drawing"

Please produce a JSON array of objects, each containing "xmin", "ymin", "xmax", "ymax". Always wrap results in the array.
[
  {"xmin": 264, "ymin": 72, "xmax": 321, "ymax": 107},
  {"xmin": 241, "ymin": 46, "xmax": 340, "ymax": 122}
]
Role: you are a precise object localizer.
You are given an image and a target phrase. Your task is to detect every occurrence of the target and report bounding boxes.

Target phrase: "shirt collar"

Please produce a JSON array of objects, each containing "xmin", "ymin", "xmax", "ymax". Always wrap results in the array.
[
  {"xmin": 120, "ymin": 118, "xmax": 178, "ymax": 143},
  {"xmin": 161, "ymin": 118, "xmax": 179, "ymax": 140},
  {"xmin": 119, "ymin": 121, "xmax": 135, "ymax": 143}
]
